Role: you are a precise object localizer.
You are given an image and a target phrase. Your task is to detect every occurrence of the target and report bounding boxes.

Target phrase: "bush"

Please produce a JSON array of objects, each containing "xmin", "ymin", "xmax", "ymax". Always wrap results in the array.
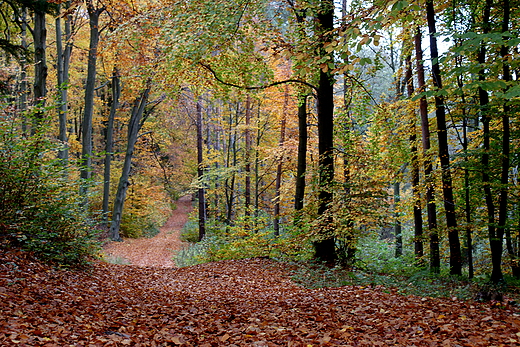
[{"xmin": 0, "ymin": 111, "xmax": 100, "ymax": 266}]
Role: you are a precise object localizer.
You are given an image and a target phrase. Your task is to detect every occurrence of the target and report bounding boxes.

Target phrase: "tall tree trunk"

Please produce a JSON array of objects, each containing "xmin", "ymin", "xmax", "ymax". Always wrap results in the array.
[
  {"xmin": 294, "ymin": 94, "xmax": 307, "ymax": 211},
  {"xmin": 80, "ymin": 3, "xmax": 103, "ymax": 197},
  {"xmin": 394, "ymin": 181, "xmax": 403, "ymax": 257},
  {"xmin": 32, "ymin": 7, "xmax": 47, "ymax": 126},
  {"xmin": 56, "ymin": 2, "xmax": 73, "ymax": 161},
  {"xmin": 477, "ymin": 0, "xmax": 503, "ymax": 283},
  {"xmin": 102, "ymin": 69, "xmax": 120, "ymax": 227},
  {"xmin": 415, "ymin": 28, "xmax": 440, "ymax": 272},
  {"xmin": 19, "ymin": 7, "xmax": 28, "ymax": 135},
  {"xmin": 274, "ymin": 87, "xmax": 288, "ymax": 236},
  {"xmin": 426, "ymin": 0, "xmax": 461, "ymax": 275},
  {"xmin": 314, "ymin": 0, "xmax": 336, "ymax": 263},
  {"xmin": 405, "ymin": 53, "xmax": 423, "ymax": 260},
  {"xmin": 499, "ymin": 0, "xmax": 511, "ymax": 281},
  {"xmin": 244, "ymin": 95, "xmax": 252, "ymax": 216},
  {"xmin": 196, "ymin": 100, "xmax": 206, "ymax": 241},
  {"xmin": 109, "ymin": 84, "xmax": 151, "ymax": 241}
]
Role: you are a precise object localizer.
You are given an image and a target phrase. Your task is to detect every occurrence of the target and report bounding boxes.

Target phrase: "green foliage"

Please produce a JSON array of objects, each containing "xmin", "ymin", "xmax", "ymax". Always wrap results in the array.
[
  {"xmin": 0, "ymin": 110, "xmax": 100, "ymax": 266},
  {"xmin": 179, "ymin": 217, "xmax": 200, "ymax": 243},
  {"xmin": 175, "ymin": 214, "xmax": 314, "ymax": 267}
]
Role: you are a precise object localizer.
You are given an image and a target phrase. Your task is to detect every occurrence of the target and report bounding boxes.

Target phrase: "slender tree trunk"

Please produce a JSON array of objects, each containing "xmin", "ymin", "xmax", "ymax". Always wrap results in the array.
[
  {"xmin": 32, "ymin": 8, "xmax": 47, "ymax": 126},
  {"xmin": 404, "ymin": 53, "xmax": 424, "ymax": 260},
  {"xmin": 56, "ymin": 2, "xmax": 73, "ymax": 161},
  {"xmin": 295, "ymin": 95, "xmax": 307, "ymax": 211},
  {"xmin": 110, "ymin": 84, "xmax": 151, "ymax": 241},
  {"xmin": 415, "ymin": 28, "xmax": 440, "ymax": 272},
  {"xmin": 102, "ymin": 69, "xmax": 120, "ymax": 227},
  {"xmin": 314, "ymin": 0, "xmax": 336, "ymax": 263},
  {"xmin": 80, "ymin": 3, "xmax": 103, "ymax": 196},
  {"xmin": 499, "ymin": 0, "xmax": 511, "ymax": 280},
  {"xmin": 19, "ymin": 7, "xmax": 28, "ymax": 135},
  {"xmin": 426, "ymin": 1, "xmax": 461, "ymax": 275},
  {"xmin": 477, "ymin": 0, "xmax": 503, "ymax": 283},
  {"xmin": 394, "ymin": 181, "xmax": 403, "ymax": 257},
  {"xmin": 244, "ymin": 95, "xmax": 252, "ymax": 216},
  {"xmin": 274, "ymin": 88, "xmax": 288, "ymax": 236},
  {"xmin": 196, "ymin": 100, "xmax": 206, "ymax": 241}
]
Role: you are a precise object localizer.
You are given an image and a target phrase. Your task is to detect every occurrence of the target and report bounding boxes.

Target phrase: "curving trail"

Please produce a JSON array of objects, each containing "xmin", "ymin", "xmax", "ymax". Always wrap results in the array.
[{"xmin": 103, "ymin": 195, "xmax": 192, "ymax": 267}]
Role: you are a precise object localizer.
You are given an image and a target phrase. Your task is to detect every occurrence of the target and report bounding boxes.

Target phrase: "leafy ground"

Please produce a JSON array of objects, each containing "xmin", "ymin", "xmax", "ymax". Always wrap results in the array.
[{"xmin": 2, "ymin": 199, "xmax": 520, "ymax": 346}]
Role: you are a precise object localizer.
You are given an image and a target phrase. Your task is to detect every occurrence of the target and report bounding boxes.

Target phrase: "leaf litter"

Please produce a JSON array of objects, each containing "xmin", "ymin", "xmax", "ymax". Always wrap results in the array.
[{"xmin": 1, "ymin": 249, "xmax": 520, "ymax": 346}]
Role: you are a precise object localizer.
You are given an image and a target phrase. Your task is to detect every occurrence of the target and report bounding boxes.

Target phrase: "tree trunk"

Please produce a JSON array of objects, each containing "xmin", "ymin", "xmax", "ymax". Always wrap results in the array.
[
  {"xmin": 32, "ymin": 7, "xmax": 47, "ymax": 126},
  {"xmin": 19, "ymin": 7, "xmax": 28, "ymax": 135},
  {"xmin": 274, "ymin": 87, "xmax": 288, "ymax": 236},
  {"xmin": 498, "ymin": 0, "xmax": 511, "ymax": 282},
  {"xmin": 102, "ymin": 69, "xmax": 120, "ymax": 227},
  {"xmin": 80, "ymin": 3, "xmax": 103, "ymax": 197},
  {"xmin": 109, "ymin": 84, "xmax": 151, "ymax": 241},
  {"xmin": 404, "ymin": 53, "xmax": 423, "ymax": 260},
  {"xmin": 426, "ymin": 0, "xmax": 461, "ymax": 275},
  {"xmin": 244, "ymin": 95, "xmax": 252, "ymax": 216},
  {"xmin": 394, "ymin": 181, "xmax": 403, "ymax": 257},
  {"xmin": 196, "ymin": 100, "xmax": 206, "ymax": 241},
  {"xmin": 415, "ymin": 28, "xmax": 439, "ymax": 272},
  {"xmin": 294, "ymin": 94, "xmax": 307, "ymax": 212},
  {"xmin": 313, "ymin": 0, "xmax": 336, "ymax": 263},
  {"xmin": 56, "ymin": 2, "xmax": 73, "ymax": 162}
]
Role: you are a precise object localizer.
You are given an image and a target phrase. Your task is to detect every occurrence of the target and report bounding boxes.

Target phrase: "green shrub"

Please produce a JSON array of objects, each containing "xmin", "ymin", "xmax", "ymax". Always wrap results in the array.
[{"xmin": 0, "ymin": 110, "xmax": 100, "ymax": 266}]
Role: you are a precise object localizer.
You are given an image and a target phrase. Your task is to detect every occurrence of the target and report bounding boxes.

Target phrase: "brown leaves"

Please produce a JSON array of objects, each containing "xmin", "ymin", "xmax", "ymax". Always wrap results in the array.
[{"xmin": 1, "ymin": 249, "xmax": 520, "ymax": 346}]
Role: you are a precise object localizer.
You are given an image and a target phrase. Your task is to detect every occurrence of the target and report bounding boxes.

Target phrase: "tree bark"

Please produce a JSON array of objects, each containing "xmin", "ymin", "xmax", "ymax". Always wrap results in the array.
[
  {"xmin": 80, "ymin": 2, "xmax": 104, "ymax": 197},
  {"xmin": 274, "ymin": 87, "xmax": 288, "ymax": 236},
  {"xmin": 415, "ymin": 27, "xmax": 439, "ymax": 272},
  {"xmin": 498, "ymin": 0, "xmax": 511, "ymax": 281},
  {"xmin": 196, "ymin": 100, "xmax": 206, "ymax": 241},
  {"xmin": 244, "ymin": 95, "xmax": 252, "ymax": 216},
  {"xmin": 405, "ymin": 53, "xmax": 423, "ymax": 260},
  {"xmin": 102, "ymin": 69, "xmax": 120, "ymax": 227},
  {"xmin": 32, "ymin": 7, "xmax": 47, "ymax": 126},
  {"xmin": 294, "ymin": 94, "xmax": 307, "ymax": 211},
  {"xmin": 109, "ymin": 83, "xmax": 152, "ymax": 241},
  {"xmin": 56, "ymin": 2, "xmax": 73, "ymax": 162},
  {"xmin": 426, "ymin": 0, "xmax": 461, "ymax": 275},
  {"xmin": 313, "ymin": 0, "xmax": 336, "ymax": 263}
]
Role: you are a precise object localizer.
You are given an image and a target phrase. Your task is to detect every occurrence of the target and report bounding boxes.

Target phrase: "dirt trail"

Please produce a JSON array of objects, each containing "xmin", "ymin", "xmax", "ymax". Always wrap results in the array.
[{"xmin": 103, "ymin": 195, "xmax": 192, "ymax": 267}]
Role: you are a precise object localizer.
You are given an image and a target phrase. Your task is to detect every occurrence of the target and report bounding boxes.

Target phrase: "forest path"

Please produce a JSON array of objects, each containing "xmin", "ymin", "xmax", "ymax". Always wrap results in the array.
[{"xmin": 102, "ymin": 195, "xmax": 192, "ymax": 267}]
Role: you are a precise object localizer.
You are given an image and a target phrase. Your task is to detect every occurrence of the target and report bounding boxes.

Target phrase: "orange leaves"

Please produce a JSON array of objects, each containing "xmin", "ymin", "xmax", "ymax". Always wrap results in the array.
[{"xmin": 2, "ymin": 249, "xmax": 520, "ymax": 346}]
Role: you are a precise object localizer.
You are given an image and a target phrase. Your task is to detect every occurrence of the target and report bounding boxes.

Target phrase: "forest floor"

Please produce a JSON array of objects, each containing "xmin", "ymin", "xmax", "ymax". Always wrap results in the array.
[
  {"xmin": 2, "ymin": 198, "xmax": 520, "ymax": 346},
  {"xmin": 102, "ymin": 195, "xmax": 192, "ymax": 268}
]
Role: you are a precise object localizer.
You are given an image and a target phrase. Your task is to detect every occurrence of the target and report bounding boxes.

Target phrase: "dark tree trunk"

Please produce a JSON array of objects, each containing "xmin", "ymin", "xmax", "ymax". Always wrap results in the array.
[
  {"xmin": 499, "ymin": 0, "xmax": 511, "ymax": 281},
  {"xmin": 415, "ymin": 28, "xmax": 440, "ymax": 272},
  {"xmin": 102, "ymin": 69, "xmax": 120, "ymax": 227},
  {"xmin": 294, "ymin": 95, "xmax": 307, "ymax": 212},
  {"xmin": 274, "ymin": 88, "xmax": 288, "ymax": 236},
  {"xmin": 196, "ymin": 100, "xmax": 206, "ymax": 241},
  {"xmin": 477, "ymin": 0, "xmax": 503, "ymax": 283},
  {"xmin": 405, "ymin": 53, "xmax": 423, "ymax": 261},
  {"xmin": 394, "ymin": 181, "xmax": 403, "ymax": 257},
  {"xmin": 313, "ymin": 0, "xmax": 336, "ymax": 263},
  {"xmin": 110, "ymin": 84, "xmax": 151, "ymax": 241},
  {"xmin": 426, "ymin": 0, "xmax": 461, "ymax": 275},
  {"xmin": 32, "ymin": 8, "xmax": 47, "ymax": 125},
  {"xmin": 80, "ymin": 2, "xmax": 104, "ymax": 197},
  {"xmin": 244, "ymin": 95, "xmax": 252, "ymax": 216},
  {"xmin": 56, "ymin": 2, "xmax": 73, "ymax": 161}
]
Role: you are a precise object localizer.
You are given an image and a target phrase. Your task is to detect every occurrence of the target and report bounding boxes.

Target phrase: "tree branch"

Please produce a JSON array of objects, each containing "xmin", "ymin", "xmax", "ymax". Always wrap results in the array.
[{"xmin": 199, "ymin": 62, "xmax": 317, "ymax": 91}]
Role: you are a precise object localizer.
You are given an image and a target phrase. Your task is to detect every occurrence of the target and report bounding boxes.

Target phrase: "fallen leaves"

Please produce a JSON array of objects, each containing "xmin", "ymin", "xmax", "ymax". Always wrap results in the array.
[{"xmin": 1, "ymin": 249, "xmax": 520, "ymax": 346}]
